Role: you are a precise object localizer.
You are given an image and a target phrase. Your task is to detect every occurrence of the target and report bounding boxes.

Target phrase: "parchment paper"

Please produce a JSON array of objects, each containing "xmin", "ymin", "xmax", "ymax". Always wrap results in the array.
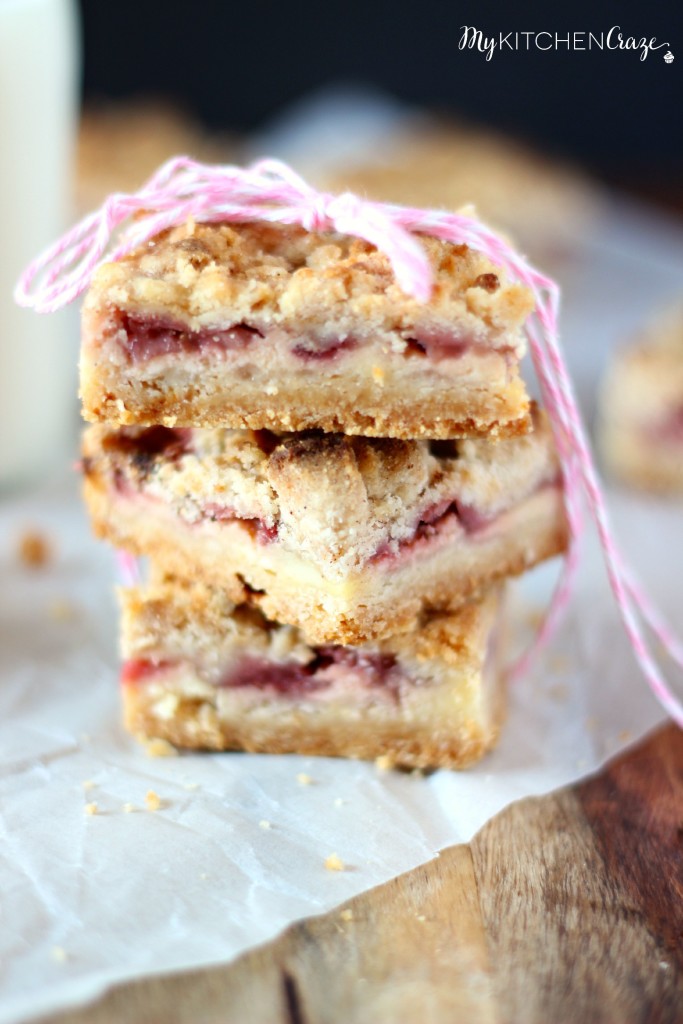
[{"xmin": 1, "ymin": 138, "xmax": 682, "ymax": 1022}]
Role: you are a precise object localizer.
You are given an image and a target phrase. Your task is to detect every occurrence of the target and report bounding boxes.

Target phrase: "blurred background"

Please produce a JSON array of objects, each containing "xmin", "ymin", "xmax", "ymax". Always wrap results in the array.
[{"xmin": 79, "ymin": 0, "xmax": 682, "ymax": 209}]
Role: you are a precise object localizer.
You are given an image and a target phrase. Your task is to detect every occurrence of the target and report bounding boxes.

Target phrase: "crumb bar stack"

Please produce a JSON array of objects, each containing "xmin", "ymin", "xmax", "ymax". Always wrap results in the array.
[{"xmin": 81, "ymin": 217, "xmax": 567, "ymax": 769}]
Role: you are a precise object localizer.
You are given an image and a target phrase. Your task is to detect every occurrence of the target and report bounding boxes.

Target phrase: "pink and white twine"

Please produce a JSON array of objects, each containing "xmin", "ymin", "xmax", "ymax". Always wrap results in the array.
[{"xmin": 15, "ymin": 156, "xmax": 683, "ymax": 726}]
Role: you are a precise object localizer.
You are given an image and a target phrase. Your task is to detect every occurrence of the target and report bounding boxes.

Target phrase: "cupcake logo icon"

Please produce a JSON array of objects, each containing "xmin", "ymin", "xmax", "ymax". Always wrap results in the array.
[{"xmin": 664, "ymin": 50, "xmax": 674, "ymax": 62}]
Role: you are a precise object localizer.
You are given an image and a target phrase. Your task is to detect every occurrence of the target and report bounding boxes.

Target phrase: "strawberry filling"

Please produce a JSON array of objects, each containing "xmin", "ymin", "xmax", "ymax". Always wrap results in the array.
[
  {"xmin": 121, "ymin": 649, "xmax": 399, "ymax": 696},
  {"xmin": 111, "ymin": 312, "xmax": 493, "ymax": 365}
]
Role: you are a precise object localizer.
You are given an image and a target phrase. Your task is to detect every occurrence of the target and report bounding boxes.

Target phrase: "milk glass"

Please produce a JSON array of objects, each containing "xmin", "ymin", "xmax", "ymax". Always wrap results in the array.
[{"xmin": 0, "ymin": 0, "xmax": 79, "ymax": 488}]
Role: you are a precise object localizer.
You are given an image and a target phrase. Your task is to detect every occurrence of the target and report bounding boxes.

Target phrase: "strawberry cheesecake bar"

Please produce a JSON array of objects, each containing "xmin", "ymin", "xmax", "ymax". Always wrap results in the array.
[
  {"xmin": 599, "ymin": 308, "xmax": 683, "ymax": 493},
  {"xmin": 82, "ymin": 406, "xmax": 567, "ymax": 644},
  {"xmin": 120, "ymin": 577, "xmax": 505, "ymax": 769},
  {"xmin": 79, "ymin": 220, "xmax": 534, "ymax": 440}
]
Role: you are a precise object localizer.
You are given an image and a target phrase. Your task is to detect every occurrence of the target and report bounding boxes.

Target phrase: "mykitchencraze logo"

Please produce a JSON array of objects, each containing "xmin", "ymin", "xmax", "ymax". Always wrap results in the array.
[{"xmin": 459, "ymin": 26, "xmax": 673, "ymax": 62}]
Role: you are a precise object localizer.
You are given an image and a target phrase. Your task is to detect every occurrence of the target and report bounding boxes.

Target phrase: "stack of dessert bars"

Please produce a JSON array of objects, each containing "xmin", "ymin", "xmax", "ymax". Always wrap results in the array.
[{"xmin": 80, "ymin": 219, "xmax": 567, "ymax": 769}]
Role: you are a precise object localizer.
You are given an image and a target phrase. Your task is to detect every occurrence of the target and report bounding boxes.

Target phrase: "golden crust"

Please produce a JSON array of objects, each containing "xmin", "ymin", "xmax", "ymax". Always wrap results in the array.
[
  {"xmin": 123, "ymin": 692, "xmax": 501, "ymax": 771},
  {"xmin": 80, "ymin": 361, "xmax": 531, "ymax": 439}
]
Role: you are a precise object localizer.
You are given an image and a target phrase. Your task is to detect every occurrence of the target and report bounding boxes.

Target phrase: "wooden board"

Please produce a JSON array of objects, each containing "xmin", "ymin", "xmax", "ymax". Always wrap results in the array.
[{"xmin": 40, "ymin": 724, "xmax": 683, "ymax": 1024}]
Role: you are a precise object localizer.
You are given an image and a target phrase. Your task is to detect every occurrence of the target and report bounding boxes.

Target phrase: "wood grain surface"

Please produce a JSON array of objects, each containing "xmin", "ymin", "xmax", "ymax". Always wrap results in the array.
[{"xmin": 40, "ymin": 724, "xmax": 683, "ymax": 1024}]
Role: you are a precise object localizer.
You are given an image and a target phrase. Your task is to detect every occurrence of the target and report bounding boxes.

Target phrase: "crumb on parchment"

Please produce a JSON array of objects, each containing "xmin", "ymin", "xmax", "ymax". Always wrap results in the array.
[
  {"xmin": 18, "ymin": 529, "xmax": 52, "ymax": 568},
  {"xmin": 123, "ymin": 803, "xmax": 134, "ymax": 813},
  {"xmin": 325, "ymin": 853, "xmax": 346, "ymax": 872},
  {"xmin": 48, "ymin": 598, "xmax": 76, "ymax": 621},
  {"xmin": 144, "ymin": 737, "xmax": 178, "ymax": 758},
  {"xmin": 82, "ymin": 780, "xmax": 96, "ymax": 791},
  {"xmin": 296, "ymin": 772, "xmax": 313, "ymax": 786},
  {"xmin": 84, "ymin": 802, "xmax": 98, "ymax": 815},
  {"xmin": 145, "ymin": 790, "xmax": 162, "ymax": 811},
  {"xmin": 50, "ymin": 946, "xmax": 68, "ymax": 963},
  {"xmin": 259, "ymin": 820, "xmax": 272, "ymax": 830},
  {"xmin": 375, "ymin": 754, "xmax": 393, "ymax": 772}
]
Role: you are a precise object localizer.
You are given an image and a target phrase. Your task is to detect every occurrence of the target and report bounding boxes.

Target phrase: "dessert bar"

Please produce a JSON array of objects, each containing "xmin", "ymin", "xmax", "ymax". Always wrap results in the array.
[
  {"xmin": 80, "ymin": 220, "xmax": 533, "ymax": 439},
  {"xmin": 599, "ymin": 308, "xmax": 683, "ymax": 493},
  {"xmin": 120, "ymin": 577, "xmax": 506, "ymax": 770},
  {"xmin": 83, "ymin": 406, "xmax": 567, "ymax": 644}
]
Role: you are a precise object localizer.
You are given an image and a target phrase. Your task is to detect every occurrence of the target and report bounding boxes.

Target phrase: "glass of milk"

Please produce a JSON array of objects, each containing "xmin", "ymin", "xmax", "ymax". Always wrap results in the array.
[{"xmin": 0, "ymin": 0, "xmax": 79, "ymax": 489}]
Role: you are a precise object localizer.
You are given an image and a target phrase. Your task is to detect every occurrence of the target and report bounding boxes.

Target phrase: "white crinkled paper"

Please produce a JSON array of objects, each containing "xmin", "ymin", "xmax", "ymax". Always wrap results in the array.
[{"xmin": 1, "ymin": 196, "xmax": 682, "ymax": 1023}]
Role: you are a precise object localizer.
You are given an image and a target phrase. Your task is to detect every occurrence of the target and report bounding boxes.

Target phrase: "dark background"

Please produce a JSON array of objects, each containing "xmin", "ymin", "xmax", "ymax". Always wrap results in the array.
[{"xmin": 79, "ymin": 0, "xmax": 681, "ymax": 206}]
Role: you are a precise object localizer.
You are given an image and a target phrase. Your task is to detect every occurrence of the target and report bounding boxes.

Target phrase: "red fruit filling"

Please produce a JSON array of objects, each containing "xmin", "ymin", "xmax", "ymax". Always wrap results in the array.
[
  {"xmin": 118, "ymin": 313, "xmax": 263, "ymax": 363},
  {"xmin": 121, "ymin": 649, "xmax": 399, "ymax": 696}
]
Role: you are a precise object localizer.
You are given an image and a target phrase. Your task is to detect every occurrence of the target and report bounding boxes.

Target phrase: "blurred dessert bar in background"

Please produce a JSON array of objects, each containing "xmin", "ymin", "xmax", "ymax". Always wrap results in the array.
[
  {"xmin": 76, "ymin": 100, "xmax": 237, "ymax": 213},
  {"xmin": 319, "ymin": 120, "xmax": 599, "ymax": 261},
  {"xmin": 599, "ymin": 307, "xmax": 683, "ymax": 493}
]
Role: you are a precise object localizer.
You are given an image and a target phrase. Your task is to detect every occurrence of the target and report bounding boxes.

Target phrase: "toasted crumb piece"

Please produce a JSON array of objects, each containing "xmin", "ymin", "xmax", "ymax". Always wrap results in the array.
[
  {"xmin": 325, "ymin": 853, "xmax": 346, "ymax": 872},
  {"xmin": 258, "ymin": 819, "xmax": 272, "ymax": 830},
  {"xmin": 84, "ymin": 802, "xmax": 98, "ymax": 815},
  {"xmin": 375, "ymin": 754, "xmax": 394, "ymax": 772},
  {"xmin": 296, "ymin": 772, "xmax": 313, "ymax": 786},
  {"xmin": 123, "ymin": 803, "xmax": 134, "ymax": 813},
  {"xmin": 48, "ymin": 598, "xmax": 76, "ymax": 621},
  {"xmin": 18, "ymin": 529, "xmax": 52, "ymax": 568},
  {"xmin": 50, "ymin": 946, "xmax": 68, "ymax": 963},
  {"xmin": 416, "ymin": 915, "xmax": 427, "ymax": 922},
  {"xmin": 82, "ymin": 780, "xmax": 96, "ymax": 791},
  {"xmin": 145, "ymin": 789, "xmax": 162, "ymax": 811},
  {"xmin": 618, "ymin": 729, "xmax": 633, "ymax": 744},
  {"xmin": 144, "ymin": 737, "xmax": 178, "ymax": 758},
  {"xmin": 340, "ymin": 908, "xmax": 354, "ymax": 922}
]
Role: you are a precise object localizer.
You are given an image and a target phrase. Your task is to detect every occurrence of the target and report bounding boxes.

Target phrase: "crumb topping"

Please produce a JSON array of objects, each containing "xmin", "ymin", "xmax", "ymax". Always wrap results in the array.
[{"xmin": 85, "ymin": 220, "xmax": 533, "ymax": 352}]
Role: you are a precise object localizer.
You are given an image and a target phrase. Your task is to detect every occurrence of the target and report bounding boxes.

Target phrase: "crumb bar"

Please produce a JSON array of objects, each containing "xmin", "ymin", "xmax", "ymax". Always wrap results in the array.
[
  {"xmin": 599, "ymin": 308, "xmax": 683, "ymax": 493},
  {"xmin": 80, "ymin": 220, "xmax": 533, "ymax": 439},
  {"xmin": 120, "ymin": 578, "xmax": 506, "ymax": 770},
  {"xmin": 83, "ymin": 407, "xmax": 567, "ymax": 644}
]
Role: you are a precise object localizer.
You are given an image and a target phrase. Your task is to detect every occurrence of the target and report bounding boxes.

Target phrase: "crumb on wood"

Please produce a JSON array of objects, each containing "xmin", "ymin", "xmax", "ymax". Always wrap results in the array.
[
  {"xmin": 325, "ymin": 853, "xmax": 346, "ymax": 872},
  {"xmin": 84, "ymin": 802, "xmax": 98, "ymax": 816},
  {"xmin": 145, "ymin": 790, "xmax": 162, "ymax": 811},
  {"xmin": 144, "ymin": 737, "xmax": 178, "ymax": 758},
  {"xmin": 340, "ymin": 908, "xmax": 353, "ymax": 922},
  {"xmin": 296, "ymin": 772, "xmax": 313, "ymax": 786},
  {"xmin": 18, "ymin": 529, "xmax": 52, "ymax": 568},
  {"xmin": 375, "ymin": 754, "xmax": 393, "ymax": 772}
]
